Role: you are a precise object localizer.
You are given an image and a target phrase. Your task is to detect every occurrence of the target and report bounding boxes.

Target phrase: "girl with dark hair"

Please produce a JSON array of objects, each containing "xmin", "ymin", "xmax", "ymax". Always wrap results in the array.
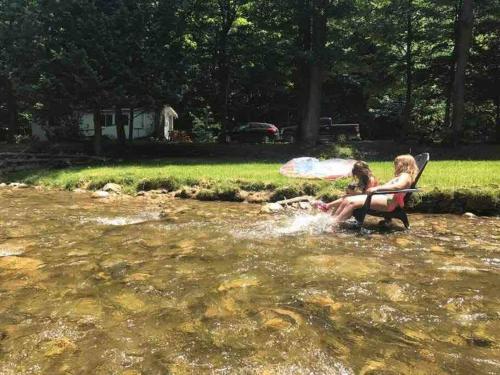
[{"xmin": 315, "ymin": 160, "xmax": 378, "ymax": 212}]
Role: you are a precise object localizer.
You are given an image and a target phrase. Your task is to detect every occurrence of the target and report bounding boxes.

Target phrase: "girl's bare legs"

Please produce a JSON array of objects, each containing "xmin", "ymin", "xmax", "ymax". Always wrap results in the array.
[
  {"xmin": 325, "ymin": 197, "xmax": 343, "ymax": 211},
  {"xmin": 332, "ymin": 195, "xmax": 390, "ymax": 223},
  {"xmin": 332, "ymin": 197, "xmax": 350, "ymax": 216}
]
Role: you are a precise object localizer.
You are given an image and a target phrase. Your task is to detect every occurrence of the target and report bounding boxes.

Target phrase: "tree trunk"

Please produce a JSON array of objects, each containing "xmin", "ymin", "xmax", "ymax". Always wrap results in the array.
[
  {"xmin": 6, "ymin": 78, "xmax": 18, "ymax": 140},
  {"xmin": 444, "ymin": 1, "xmax": 460, "ymax": 130},
  {"xmin": 93, "ymin": 107, "xmax": 102, "ymax": 156},
  {"xmin": 451, "ymin": 0, "xmax": 474, "ymax": 145},
  {"xmin": 115, "ymin": 105, "xmax": 126, "ymax": 146},
  {"xmin": 154, "ymin": 107, "xmax": 165, "ymax": 139},
  {"xmin": 295, "ymin": 0, "xmax": 312, "ymax": 142},
  {"xmin": 401, "ymin": 0, "xmax": 413, "ymax": 139},
  {"xmin": 214, "ymin": 0, "xmax": 237, "ymax": 132},
  {"xmin": 128, "ymin": 107, "xmax": 134, "ymax": 141},
  {"xmin": 300, "ymin": 63, "xmax": 323, "ymax": 146},
  {"xmin": 299, "ymin": 0, "xmax": 327, "ymax": 147},
  {"xmin": 495, "ymin": 94, "xmax": 500, "ymax": 144}
]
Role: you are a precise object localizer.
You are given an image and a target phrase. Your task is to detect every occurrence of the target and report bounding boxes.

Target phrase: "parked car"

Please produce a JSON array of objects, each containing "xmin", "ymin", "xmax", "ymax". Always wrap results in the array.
[
  {"xmin": 280, "ymin": 117, "xmax": 361, "ymax": 143},
  {"xmin": 221, "ymin": 122, "xmax": 280, "ymax": 143}
]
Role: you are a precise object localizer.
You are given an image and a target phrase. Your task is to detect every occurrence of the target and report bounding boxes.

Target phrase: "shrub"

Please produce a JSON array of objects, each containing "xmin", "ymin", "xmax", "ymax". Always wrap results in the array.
[{"xmin": 136, "ymin": 177, "xmax": 181, "ymax": 191}]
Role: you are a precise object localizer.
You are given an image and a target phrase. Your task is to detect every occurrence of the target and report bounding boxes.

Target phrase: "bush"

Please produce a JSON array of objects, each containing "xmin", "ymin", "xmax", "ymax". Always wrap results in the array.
[
  {"xmin": 191, "ymin": 109, "xmax": 221, "ymax": 143},
  {"xmin": 136, "ymin": 177, "xmax": 181, "ymax": 191},
  {"xmin": 236, "ymin": 180, "xmax": 267, "ymax": 191},
  {"xmin": 270, "ymin": 185, "xmax": 303, "ymax": 201}
]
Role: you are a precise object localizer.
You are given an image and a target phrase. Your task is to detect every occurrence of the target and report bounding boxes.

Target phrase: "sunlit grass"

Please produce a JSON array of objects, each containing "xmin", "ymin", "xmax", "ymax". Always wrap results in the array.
[{"xmin": 5, "ymin": 159, "xmax": 500, "ymax": 195}]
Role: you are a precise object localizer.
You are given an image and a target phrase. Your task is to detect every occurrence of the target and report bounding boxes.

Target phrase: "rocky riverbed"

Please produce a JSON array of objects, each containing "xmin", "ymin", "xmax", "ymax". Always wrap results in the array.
[{"xmin": 0, "ymin": 188, "xmax": 499, "ymax": 374}]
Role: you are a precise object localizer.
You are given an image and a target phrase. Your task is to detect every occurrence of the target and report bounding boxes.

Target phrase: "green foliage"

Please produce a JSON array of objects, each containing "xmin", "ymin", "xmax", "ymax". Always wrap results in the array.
[
  {"xmin": 0, "ymin": 0, "xmax": 498, "ymax": 144},
  {"xmin": 190, "ymin": 107, "xmax": 221, "ymax": 143}
]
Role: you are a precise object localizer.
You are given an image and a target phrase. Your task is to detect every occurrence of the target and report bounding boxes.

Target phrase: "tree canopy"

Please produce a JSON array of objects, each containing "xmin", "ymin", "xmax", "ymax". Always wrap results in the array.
[{"xmin": 1, "ymin": 0, "xmax": 498, "ymax": 150}]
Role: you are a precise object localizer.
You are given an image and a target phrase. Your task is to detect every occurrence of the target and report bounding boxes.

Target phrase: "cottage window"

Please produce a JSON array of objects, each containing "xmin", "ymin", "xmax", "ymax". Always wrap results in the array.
[{"xmin": 99, "ymin": 114, "xmax": 114, "ymax": 127}]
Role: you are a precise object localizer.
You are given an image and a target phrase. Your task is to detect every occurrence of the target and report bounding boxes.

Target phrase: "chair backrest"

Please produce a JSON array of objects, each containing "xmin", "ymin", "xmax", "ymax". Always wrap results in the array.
[
  {"xmin": 412, "ymin": 153, "xmax": 430, "ymax": 188},
  {"xmin": 404, "ymin": 152, "xmax": 430, "ymax": 204}
]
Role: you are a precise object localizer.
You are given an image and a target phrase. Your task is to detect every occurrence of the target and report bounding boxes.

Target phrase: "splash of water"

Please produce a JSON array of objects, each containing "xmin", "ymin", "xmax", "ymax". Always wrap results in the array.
[
  {"xmin": 233, "ymin": 212, "xmax": 336, "ymax": 238},
  {"xmin": 275, "ymin": 212, "xmax": 336, "ymax": 235}
]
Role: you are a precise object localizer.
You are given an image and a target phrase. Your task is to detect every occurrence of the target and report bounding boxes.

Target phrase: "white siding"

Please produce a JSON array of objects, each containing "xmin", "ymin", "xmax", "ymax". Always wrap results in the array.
[{"xmin": 30, "ymin": 106, "xmax": 176, "ymax": 140}]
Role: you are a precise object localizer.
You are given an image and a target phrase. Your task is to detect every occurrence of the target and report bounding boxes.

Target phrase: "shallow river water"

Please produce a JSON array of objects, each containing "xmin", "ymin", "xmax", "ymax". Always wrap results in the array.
[{"xmin": 0, "ymin": 189, "xmax": 499, "ymax": 374}]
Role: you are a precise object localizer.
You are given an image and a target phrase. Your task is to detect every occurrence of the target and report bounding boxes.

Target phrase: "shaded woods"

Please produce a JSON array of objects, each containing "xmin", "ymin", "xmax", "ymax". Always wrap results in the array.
[{"xmin": 0, "ymin": 0, "xmax": 498, "ymax": 153}]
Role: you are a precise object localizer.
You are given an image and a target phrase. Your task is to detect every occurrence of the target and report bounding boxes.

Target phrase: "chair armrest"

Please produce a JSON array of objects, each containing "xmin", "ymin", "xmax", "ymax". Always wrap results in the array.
[{"xmin": 368, "ymin": 188, "xmax": 420, "ymax": 196}]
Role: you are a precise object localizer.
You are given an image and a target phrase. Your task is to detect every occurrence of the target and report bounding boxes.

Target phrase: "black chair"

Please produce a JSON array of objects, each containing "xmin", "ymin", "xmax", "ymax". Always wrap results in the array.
[{"xmin": 352, "ymin": 153, "xmax": 430, "ymax": 229}]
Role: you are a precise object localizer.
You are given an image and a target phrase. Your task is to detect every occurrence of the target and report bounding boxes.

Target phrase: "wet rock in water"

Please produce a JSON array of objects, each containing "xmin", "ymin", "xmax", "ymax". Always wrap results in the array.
[
  {"xmin": 430, "ymin": 245, "xmax": 445, "ymax": 253},
  {"xmin": 102, "ymin": 183, "xmax": 122, "ymax": 193},
  {"xmin": 217, "ymin": 276, "xmax": 260, "ymax": 292},
  {"xmin": 467, "ymin": 323, "xmax": 497, "ymax": 348},
  {"xmin": 125, "ymin": 273, "xmax": 151, "ymax": 282},
  {"xmin": 169, "ymin": 239, "xmax": 196, "ymax": 256},
  {"xmin": 69, "ymin": 298, "xmax": 104, "ymax": 319},
  {"xmin": 67, "ymin": 249, "xmax": 91, "ymax": 257},
  {"xmin": 0, "ymin": 238, "xmax": 33, "ymax": 256},
  {"xmin": 204, "ymin": 296, "xmax": 239, "ymax": 318},
  {"xmin": 299, "ymin": 201, "xmax": 311, "ymax": 210},
  {"xmin": 395, "ymin": 238, "xmax": 411, "ymax": 247},
  {"xmin": 271, "ymin": 308, "xmax": 304, "ymax": 325},
  {"xmin": 431, "ymin": 223, "xmax": 450, "ymax": 235},
  {"xmin": 9, "ymin": 182, "xmax": 29, "ymax": 188},
  {"xmin": 402, "ymin": 327, "xmax": 432, "ymax": 343},
  {"xmin": 419, "ymin": 348, "xmax": 436, "ymax": 362},
  {"xmin": 466, "ymin": 336, "xmax": 494, "ymax": 348},
  {"xmin": 260, "ymin": 308, "xmax": 304, "ymax": 330},
  {"xmin": 101, "ymin": 259, "xmax": 130, "ymax": 278},
  {"xmin": 136, "ymin": 190, "xmax": 146, "ymax": 196},
  {"xmin": 369, "ymin": 305, "xmax": 397, "ymax": 324},
  {"xmin": 463, "ymin": 212, "xmax": 477, "ymax": 218},
  {"xmin": 178, "ymin": 319, "xmax": 203, "ymax": 333},
  {"xmin": 436, "ymin": 333, "xmax": 467, "ymax": 346},
  {"xmin": 174, "ymin": 239, "xmax": 196, "ymax": 250},
  {"xmin": 305, "ymin": 294, "xmax": 343, "ymax": 313},
  {"xmin": 298, "ymin": 255, "xmax": 382, "ymax": 278},
  {"xmin": 260, "ymin": 202, "xmax": 283, "ymax": 213},
  {"xmin": 263, "ymin": 317, "xmax": 292, "ymax": 330},
  {"xmin": 113, "ymin": 292, "xmax": 146, "ymax": 312},
  {"xmin": 1, "ymin": 278, "xmax": 30, "ymax": 291},
  {"xmin": 94, "ymin": 271, "xmax": 111, "ymax": 281},
  {"xmin": 237, "ymin": 190, "xmax": 250, "ymax": 201},
  {"xmin": 359, "ymin": 360, "xmax": 385, "ymax": 375},
  {"xmin": 379, "ymin": 283, "xmax": 406, "ymax": 302},
  {"xmin": 0, "ymin": 256, "xmax": 43, "ymax": 271},
  {"xmin": 91, "ymin": 190, "xmax": 110, "ymax": 199},
  {"xmin": 43, "ymin": 337, "xmax": 77, "ymax": 357}
]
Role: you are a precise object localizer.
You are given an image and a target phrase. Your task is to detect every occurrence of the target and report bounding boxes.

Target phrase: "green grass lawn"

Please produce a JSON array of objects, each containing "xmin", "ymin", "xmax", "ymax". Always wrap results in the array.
[{"xmin": 6, "ymin": 158, "xmax": 500, "ymax": 195}]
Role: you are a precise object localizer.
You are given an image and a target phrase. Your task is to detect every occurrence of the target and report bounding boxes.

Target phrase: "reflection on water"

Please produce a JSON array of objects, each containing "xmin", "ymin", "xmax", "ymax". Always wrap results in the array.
[{"xmin": 0, "ymin": 189, "xmax": 499, "ymax": 374}]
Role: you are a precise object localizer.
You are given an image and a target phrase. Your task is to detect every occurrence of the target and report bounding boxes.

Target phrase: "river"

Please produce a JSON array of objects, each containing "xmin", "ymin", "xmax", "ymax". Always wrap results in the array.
[{"xmin": 0, "ymin": 189, "xmax": 499, "ymax": 374}]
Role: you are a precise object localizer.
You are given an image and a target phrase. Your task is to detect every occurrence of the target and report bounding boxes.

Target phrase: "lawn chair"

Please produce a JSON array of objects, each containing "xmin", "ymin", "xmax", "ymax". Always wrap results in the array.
[{"xmin": 352, "ymin": 153, "xmax": 430, "ymax": 229}]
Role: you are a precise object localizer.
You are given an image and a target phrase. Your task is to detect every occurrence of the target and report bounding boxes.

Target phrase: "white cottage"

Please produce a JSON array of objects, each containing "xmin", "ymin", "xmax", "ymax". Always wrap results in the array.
[{"xmin": 32, "ymin": 105, "xmax": 178, "ymax": 141}]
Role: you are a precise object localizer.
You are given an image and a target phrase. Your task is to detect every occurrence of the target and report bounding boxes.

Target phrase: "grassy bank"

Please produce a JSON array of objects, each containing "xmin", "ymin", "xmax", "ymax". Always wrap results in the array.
[{"xmin": 3, "ymin": 158, "xmax": 500, "ymax": 214}]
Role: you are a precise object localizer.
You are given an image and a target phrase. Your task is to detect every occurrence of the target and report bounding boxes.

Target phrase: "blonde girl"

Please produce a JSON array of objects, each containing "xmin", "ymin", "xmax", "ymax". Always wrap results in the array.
[{"xmin": 331, "ymin": 155, "xmax": 419, "ymax": 223}]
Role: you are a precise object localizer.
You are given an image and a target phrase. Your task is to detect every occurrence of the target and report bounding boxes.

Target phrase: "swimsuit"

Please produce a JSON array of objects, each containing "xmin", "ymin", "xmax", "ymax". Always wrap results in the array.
[{"xmin": 387, "ymin": 192, "xmax": 405, "ymax": 211}]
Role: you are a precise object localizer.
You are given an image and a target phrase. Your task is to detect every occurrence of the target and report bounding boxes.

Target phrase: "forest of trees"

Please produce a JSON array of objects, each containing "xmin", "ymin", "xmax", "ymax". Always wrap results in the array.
[{"xmin": 0, "ymin": 0, "xmax": 498, "ymax": 152}]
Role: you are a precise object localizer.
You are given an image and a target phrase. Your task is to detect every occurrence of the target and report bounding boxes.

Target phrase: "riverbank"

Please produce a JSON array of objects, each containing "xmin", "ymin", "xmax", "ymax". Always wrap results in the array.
[{"xmin": 2, "ymin": 158, "xmax": 499, "ymax": 215}]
